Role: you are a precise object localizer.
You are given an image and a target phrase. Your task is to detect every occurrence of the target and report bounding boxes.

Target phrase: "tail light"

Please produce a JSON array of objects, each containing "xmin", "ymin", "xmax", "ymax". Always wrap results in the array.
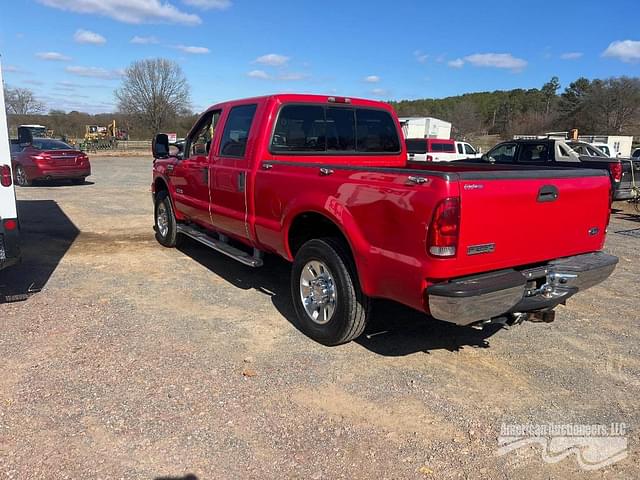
[
  {"xmin": 427, "ymin": 197, "xmax": 460, "ymax": 257},
  {"xmin": 33, "ymin": 154, "xmax": 50, "ymax": 163},
  {"xmin": 4, "ymin": 219, "xmax": 17, "ymax": 231},
  {"xmin": 426, "ymin": 155, "xmax": 433, "ymax": 162},
  {"xmin": 609, "ymin": 162, "xmax": 622, "ymax": 182},
  {"xmin": 1, "ymin": 165, "xmax": 12, "ymax": 187}
]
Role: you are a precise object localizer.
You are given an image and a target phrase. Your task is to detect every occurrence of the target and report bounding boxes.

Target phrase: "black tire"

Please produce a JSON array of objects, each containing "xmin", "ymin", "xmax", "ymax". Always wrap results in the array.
[
  {"xmin": 291, "ymin": 237, "xmax": 370, "ymax": 345},
  {"xmin": 154, "ymin": 191, "xmax": 182, "ymax": 248},
  {"xmin": 15, "ymin": 165, "xmax": 31, "ymax": 187}
]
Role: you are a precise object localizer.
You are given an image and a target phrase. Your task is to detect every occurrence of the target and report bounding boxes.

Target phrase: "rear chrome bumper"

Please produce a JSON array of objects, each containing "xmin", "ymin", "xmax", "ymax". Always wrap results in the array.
[{"xmin": 427, "ymin": 252, "xmax": 618, "ymax": 326}]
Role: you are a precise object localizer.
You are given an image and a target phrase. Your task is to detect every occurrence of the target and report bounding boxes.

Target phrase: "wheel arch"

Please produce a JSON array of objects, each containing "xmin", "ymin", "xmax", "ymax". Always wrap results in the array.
[{"xmin": 285, "ymin": 209, "xmax": 374, "ymax": 295}]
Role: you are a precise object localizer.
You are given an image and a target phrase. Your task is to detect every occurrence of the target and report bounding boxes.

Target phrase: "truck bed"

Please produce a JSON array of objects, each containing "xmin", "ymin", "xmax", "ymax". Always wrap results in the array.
[{"xmin": 254, "ymin": 159, "xmax": 611, "ymax": 311}]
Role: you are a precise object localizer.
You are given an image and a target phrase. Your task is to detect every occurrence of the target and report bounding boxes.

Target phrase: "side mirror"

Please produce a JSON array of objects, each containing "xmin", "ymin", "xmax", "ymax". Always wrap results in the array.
[
  {"xmin": 17, "ymin": 127, "xmax": 33, "ymax": 147},
  {"xmin": 482, "ymin": 154, "xmax": 495, "ymax": 163},
  {"xmin": 152, "ymin": 133, "xmax": 170, "ymax": 158}
]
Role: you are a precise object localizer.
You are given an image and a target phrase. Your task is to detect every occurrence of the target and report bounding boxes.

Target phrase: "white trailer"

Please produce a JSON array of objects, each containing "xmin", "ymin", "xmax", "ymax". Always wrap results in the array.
[
  {"xmin": 578, "ymin": 135, "xmax": 634, "ymax": 158},
  {"xmin": 399, "ymin": 116, "xmax": 452, "ymax": 140},
  {"xmin": 0, "ymin": 59, "xmax": 21, "ymax": 270}
]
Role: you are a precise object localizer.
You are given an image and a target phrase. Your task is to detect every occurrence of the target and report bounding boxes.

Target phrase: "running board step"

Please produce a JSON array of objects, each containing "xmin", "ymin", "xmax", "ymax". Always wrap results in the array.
[{"xmin": 177, "ymin": 225, "xmax": 263, "ymax": 267}]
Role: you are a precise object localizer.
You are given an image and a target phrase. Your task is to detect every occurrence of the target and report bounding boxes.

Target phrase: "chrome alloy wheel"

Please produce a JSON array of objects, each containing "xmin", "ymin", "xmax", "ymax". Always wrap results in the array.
[
  {"xmin": 16, "ymin": 166, "xmax": 28, "ymax": 186},
  {"xmin": 299, "ymin": 260, "xmax": 338, "ymax": 324},
  {"xmin": 156, "ymin": 201, "xmax": 169, "ymax": 237}
]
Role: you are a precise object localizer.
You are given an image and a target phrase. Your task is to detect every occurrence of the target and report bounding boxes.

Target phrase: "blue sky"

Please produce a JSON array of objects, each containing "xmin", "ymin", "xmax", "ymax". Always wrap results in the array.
[{"xmin": 1, "ymin": 0, "xmax": 639, "ymax": 114}]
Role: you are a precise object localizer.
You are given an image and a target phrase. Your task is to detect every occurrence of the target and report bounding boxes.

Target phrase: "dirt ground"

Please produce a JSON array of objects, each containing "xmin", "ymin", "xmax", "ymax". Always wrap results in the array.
[{"xmin": 1, "ymin": 156, "xmax": 639, "ymax": 479}]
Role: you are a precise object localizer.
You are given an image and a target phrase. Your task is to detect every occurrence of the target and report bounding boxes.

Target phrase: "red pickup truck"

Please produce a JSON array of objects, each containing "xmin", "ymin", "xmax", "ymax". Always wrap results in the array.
[{"xmin": 151, "ymin": 94, "xmax": 617, "ymax": 345}]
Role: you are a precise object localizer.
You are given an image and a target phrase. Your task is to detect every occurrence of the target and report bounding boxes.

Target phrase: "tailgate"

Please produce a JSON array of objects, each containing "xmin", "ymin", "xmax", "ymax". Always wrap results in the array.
[
  {"xmin": 621, "ymin": 159, "xmax": 640, "ymax": 188},
  {"xmin": 441, "ymin": 169, "xmax": 611, "ymax": 278}
]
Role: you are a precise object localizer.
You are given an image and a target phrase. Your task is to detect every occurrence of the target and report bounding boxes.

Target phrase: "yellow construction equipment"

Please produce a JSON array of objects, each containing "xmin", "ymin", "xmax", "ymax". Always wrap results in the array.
[{"xmin": 83, "ymin": 120, "xmax": 128, "ymax": 150}]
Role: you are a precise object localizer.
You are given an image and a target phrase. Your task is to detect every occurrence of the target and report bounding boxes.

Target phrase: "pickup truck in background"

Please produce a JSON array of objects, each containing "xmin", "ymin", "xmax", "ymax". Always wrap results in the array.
[
  {"xmin": 455, "ymin": 141, "xmax": 482, "ymax": 159},
  {"xmin": 478, "ymin": 138, "xmax": 640, "ymax": 200},
  {"xmin": 0, "ymin": 63, "xmax": 21, "ymax": 271},
  {"xmin": 152, "ymin": 94, "xmax": 617, "ymax": 345},
  {"xmin": 406, "ymin": 138, "xmax": 481, "ymax": 162}
]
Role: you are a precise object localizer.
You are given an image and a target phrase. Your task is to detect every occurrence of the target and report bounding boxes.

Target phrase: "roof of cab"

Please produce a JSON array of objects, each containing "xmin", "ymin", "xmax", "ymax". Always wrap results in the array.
[{"xmin": 205, "ymin": 93, "xmax": 393, "ymax": 112}]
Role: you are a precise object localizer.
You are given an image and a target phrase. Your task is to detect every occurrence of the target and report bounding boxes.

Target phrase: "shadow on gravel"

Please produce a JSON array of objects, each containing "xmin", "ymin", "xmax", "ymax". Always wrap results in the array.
[
  {"xmin": 178, "ymin": 238, "xmax": 504, "ymax": 355},
  {"xmin": 0, "ymin": 200, "xmax": 79, "ymax": 303},
  {"xmin": 28, "ymin": 179, "xmax": 95, "ymax": 187},
  {"xmin": 155, "ymin": 475, "xmax": 198, "ymax": 480}
]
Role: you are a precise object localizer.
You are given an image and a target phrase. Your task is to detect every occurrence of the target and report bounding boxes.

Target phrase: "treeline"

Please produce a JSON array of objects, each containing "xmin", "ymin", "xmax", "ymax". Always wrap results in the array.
[
  {"xmin": 390, "ymin": 76, "xmax": 640, "ymax": 139},
  {"xmin": 6, "ymin": 75, "xmax": 640, "ymax": 142},
  {"xmin": 7, "ymin": 111, "xmax": 199, "ymax": 141}
]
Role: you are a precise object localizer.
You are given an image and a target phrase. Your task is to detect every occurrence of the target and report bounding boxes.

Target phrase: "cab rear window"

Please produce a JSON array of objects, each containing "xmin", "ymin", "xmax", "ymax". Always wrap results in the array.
[
  {"xmin": 406, "ymin": 139, "xmax": 427, "ymax": 154},
  {"xmin": 271, "ymin": 105, "xmax": 400, "ymax": 154}
]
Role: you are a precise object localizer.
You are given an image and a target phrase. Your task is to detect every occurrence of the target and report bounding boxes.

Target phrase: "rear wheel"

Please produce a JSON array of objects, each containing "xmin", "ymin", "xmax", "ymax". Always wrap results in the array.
[
  {"xmin": 15, "ymin": 165, "xmax": 30, "ymax": 187},
  {"xmin": 154, "ymin": 191, "xmax": 181, "ymax": 248},
  {"xmin": 291, "ymin": 238, "xmax": 370, "ymax": 345}
]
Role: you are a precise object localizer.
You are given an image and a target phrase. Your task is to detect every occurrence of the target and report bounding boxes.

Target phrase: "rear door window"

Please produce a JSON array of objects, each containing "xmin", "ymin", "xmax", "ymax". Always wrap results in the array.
[
  {"xmin": 219, "ymin": 104, "xmax": 257, "ymax": 158},
  {"xmin": 518, "ymin": 143, "xmax": 550, "ymax": 163},
  {"xmin": 271, "ymin": 105, "xmax": 400, "ymax": 154}
]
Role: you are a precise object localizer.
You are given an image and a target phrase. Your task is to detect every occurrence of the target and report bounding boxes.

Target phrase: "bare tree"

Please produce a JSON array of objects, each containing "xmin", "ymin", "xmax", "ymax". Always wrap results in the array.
[
  {"xmin": 115, "ymin": 58, "xmax": 191, "ymax": 134},
  {"xmin": 4, "ymin": 86, "xmax": 45, "ymax": 115}
]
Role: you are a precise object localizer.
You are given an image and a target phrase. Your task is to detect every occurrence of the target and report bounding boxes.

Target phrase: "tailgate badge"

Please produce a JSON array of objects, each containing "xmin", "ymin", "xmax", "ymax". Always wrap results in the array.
[
  {"xmin": 588, "ymin": 227, "xmax": 600, "ymax": 236},
  {"xmin": 467, "ymin": 243, "xmax": 495, "ymax": 255},
  {"xmin": 463, "ymin": 183, "xmax": 484, "ymax": 190}
]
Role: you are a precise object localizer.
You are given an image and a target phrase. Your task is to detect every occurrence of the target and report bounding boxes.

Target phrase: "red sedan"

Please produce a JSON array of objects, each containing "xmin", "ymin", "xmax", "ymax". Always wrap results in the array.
[{"xmin": 12, "ymin": 138, "xmax": 91, "ymax": 186}]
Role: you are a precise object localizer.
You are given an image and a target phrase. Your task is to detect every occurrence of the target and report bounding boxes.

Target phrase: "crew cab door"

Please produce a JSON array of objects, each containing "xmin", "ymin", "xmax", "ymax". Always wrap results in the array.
[
  {"xmin": 169, "ymin": 110, "xmax": 220, "ymax": 226},
  {"xmin": 210, "ymin": 103, "xmax": 258, "ymax": 240}
]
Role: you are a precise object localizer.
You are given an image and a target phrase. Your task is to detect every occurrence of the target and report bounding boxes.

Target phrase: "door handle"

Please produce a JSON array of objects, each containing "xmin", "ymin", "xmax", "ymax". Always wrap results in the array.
[
  {"xmin": 537, "ymin": 185, "xmax": 559, "ymax": 202},
  {"xmin": 237, "ymin": 171, "xmax": 246, "ymax": 192},
  {"xmin": 319, "ymin": 168, "xmax": 334, "ymax": 176}
]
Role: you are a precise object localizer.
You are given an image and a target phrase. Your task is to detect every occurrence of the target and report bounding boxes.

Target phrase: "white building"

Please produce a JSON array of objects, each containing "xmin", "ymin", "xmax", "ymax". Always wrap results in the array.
[{"xmin": 398, "ymin": 117, "xmax": 452, "ymax": 140}]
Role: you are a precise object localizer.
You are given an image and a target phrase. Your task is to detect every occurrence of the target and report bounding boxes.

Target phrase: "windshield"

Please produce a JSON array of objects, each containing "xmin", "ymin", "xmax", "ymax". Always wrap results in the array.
[{"xmin": 32, "ymin": 139, "xmax": 73, "ymax": 150}]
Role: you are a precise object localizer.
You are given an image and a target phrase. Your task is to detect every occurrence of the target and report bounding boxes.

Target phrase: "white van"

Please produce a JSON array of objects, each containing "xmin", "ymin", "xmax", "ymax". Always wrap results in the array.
[{"xmin": 0, "ymin": 61, "xmax": 21, "ymax": 270}]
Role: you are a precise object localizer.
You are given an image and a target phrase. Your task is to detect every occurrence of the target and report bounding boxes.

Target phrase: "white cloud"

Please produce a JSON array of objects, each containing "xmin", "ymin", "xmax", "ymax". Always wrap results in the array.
[
  {"xmin": 364, "ymin": 75, "xmax": 380, "ymax": 83},
  {"xmin": 130, "ymin": 35, "xmax": 159, "ymax": 44},
  {"xmin": 36, "ymin": 51, "xmax": 72, "ymax": 61},
  {"xmin": 255, "ymin": 53, "xmax": 289, "ymax": 66},
  {"xmin": 371, "ymin": 88, "xmax": 389, "ymax": 97},
  {"xmin": 66, "ymin": 65, "xmax": 123, "ymax": 79},
  {"xmin": 413, "ymin": 50, "xmax": 428, "ymax": 63},
  {"xmin": 248, "ymin": 69, "xmax": 270, "ymax": 79},
  {"xmin": 463, "ymin": 53, "xmax": 527, "ymax": 71},
  {"xmin": 247, "ymin": 70, "xmax": 308, "ymax": 81},
  {"xmin": 278, "ymin": 72, "xmax": 307, "ymax": 81},
  {"xmin": 174, "ymin": 45, "xmax": 209, "ymax": 54},
  {"xmin": 602, "ymin": 40, "xmax": 640, "ymax": 63},
  {"xmin": 560, "ymin": 52, "xmax": 583, "ymax": 60},
  {"xmin": 448, "ymin": 58, "xmax": 464, "ymax": 68},
  {"xmin": 182, "ymin": 0, "xmax": 231, "ymax": 9},
  {"xmin": 38, "ymin": 0, "xmax": 201, "ymax": 25},
  {"xmin": 74, "ymin": 29, "xmax": 106, "ymax": 45}
]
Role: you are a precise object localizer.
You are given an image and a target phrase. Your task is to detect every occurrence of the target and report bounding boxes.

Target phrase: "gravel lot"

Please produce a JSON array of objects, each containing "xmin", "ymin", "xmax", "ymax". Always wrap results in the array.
[{"xmin": 1, "ymin": 156, "xmax": 639, "ymax": 479}]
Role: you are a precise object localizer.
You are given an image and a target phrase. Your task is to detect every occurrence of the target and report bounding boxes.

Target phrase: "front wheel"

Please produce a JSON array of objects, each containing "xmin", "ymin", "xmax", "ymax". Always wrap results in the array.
[
  {"xmin": 154, "ymin": 191, "xmax": 181, "ymax": 248},
  {"xmin": 291, "ymin": 238, "xmax": 370, "ymax": 345}
]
